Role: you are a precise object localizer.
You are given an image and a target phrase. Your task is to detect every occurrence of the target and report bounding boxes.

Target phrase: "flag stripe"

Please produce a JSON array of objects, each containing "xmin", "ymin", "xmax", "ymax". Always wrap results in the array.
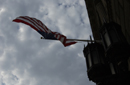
[
  {"xmin": 32, "ymin": 18, "xmax": 51, "ymax": 33},
  {"xmin": 30, "ymin": 18, "xmax": 48, "ymax": 33},
  {"xmin": 19, "ymin": 16, "xmax": 47, "ymax": 32},
  {"xmin": 64, "ymin": 40, "xmax": 77, "ymax": 46},
  {"xmin": 25, "ymin": 16, "xmax": 51, "ymax": 33},
  {"xmin": 60, "ymin": 37, "xmax": 65, "ymax": 43},
  {"xmin": 13, "ymin": 18, "xmax": 39, "ymax": 31}
]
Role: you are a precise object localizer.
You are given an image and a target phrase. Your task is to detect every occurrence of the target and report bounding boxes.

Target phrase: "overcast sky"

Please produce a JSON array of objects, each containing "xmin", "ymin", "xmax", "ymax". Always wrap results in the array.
[{"xmin": 0, "ymin": 0, "xmax": 95, "ymax": 85}]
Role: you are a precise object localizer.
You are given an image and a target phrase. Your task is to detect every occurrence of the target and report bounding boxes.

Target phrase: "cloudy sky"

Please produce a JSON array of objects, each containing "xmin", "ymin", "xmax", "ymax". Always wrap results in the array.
[{"xmin": 0, "ymin": 0, "xmax": 95, "ymax": 85}]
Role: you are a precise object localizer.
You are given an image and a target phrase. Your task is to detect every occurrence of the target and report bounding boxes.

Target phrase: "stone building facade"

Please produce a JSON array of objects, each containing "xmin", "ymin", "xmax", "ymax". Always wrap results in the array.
[
  {"xmin": 84, "ymin": 0, "xmax": 130, "ymax": 43},
  {"xmin": 84, "ymin": 0, "xmax": 130, "ymax": 72}
]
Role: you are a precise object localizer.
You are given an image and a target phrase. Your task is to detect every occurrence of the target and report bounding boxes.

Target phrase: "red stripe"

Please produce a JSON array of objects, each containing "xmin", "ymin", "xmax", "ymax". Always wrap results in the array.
[
  {"xmin": 64, "ymin": 41, "xmax": 77, "ymax": 47},
  {"xmin": 58, "ymin": 34, "xmax": 62, "ymax": 40},
  {"xmin": 19, "ymin": 16, "xmax": 44, "ymax": 32},
  {"xmin": 53, "ymin": 32, "xmax": 66, "ymax": 44},
  {"xmin": 13, "ymin": 16, "xmax": 77, "ymax": 47},
  {"xmin": 25, "ymin": 16, "xmax": 50, "ymax": 33},
  {"xmin": 13, "ymin": 19, "xmax": 38, "ymax": 31},
  {"xmin": 30, "ymin": 18, "xmax": 48, "ymax": 33}
]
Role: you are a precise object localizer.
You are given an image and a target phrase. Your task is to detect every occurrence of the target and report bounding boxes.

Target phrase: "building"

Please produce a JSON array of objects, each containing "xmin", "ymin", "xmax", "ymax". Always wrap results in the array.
[
  {"xmin": 84, "ymin": 0, "xmax": 130, "ymax": 43},
  {"xmin": 83, "ymin": 0, "xmax": 130, "ymax": 85}
]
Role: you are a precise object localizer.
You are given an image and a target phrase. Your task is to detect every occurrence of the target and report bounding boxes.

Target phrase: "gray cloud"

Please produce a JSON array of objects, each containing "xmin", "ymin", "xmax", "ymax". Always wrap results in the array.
[{"xmin": 0, "ymin": 0, "xmax": 95, "ymax": 85}]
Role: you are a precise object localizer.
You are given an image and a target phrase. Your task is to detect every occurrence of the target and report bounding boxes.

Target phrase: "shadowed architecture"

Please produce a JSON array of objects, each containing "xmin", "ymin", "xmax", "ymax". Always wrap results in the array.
[
  {"xmin": 84, "ymin": 0, "xmax": 130, "ymax": 43},
  {"xmin": 83, "ymin": 0, "xmax": 130, "ymax": 85}
]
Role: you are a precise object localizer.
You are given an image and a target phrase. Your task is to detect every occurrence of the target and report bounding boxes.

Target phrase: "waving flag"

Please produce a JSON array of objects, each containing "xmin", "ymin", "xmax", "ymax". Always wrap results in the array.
[{"xmin": 13, "ymin": 16, "xmax": 76, "ymax": 47}]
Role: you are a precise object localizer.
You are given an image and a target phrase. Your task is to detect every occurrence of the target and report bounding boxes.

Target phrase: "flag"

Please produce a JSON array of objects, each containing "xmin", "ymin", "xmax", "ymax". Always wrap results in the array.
[{"xmin": 13, "ymin": 16, "xmax": 76, "ymax": 47}]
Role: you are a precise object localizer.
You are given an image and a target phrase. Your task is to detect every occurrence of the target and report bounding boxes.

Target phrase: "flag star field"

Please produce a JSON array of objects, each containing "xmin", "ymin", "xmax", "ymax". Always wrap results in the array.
[{"xmin": 0, "ymin": 0, "xmax": 95, "ymax": 85}]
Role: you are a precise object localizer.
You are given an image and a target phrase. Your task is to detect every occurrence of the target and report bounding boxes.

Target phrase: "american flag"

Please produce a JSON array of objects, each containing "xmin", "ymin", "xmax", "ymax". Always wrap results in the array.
[{"xmin": 13, "ymin": 16, "xmax": 76, "ymax": 47}]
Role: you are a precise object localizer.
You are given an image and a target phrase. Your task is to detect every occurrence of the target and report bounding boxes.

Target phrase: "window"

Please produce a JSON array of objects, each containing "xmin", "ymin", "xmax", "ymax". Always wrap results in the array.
[
  {"xmin": 110, "ymin": 63, "xmax": 116, "ymax": 74},
  {"xmin": 88, "ymin": 53, "xmax": 92, "ymax": 68},
  {"xmin": 92, "ymin": 50, "xmax": 99, "ymax": 64},
  {"xmin": 104, "ymin": 32, "xmax": 111, "ymax": 47}
]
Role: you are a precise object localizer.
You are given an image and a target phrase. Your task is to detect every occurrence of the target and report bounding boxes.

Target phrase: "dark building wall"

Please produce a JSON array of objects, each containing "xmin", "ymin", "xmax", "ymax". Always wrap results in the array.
[
  {"xmin": 84, "ymin": 0, "xmax": 101, "ymax": 40},
  {"xmin": 85, "ymin": 0, "xmax": 130, "ymax": 44},
  {"xmin": 84, "ymin": 0, "xmax": 130, "ymax": 71},
  {"xmin": 111, "ymin": 0, "xmax": 130, "ymax": 44}
]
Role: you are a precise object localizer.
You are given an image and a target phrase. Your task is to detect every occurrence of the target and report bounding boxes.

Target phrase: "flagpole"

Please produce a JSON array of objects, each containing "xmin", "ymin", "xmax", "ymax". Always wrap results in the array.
[{"xmin": 41, "ymin": 37, "xmax": 102, "ymax": 43}]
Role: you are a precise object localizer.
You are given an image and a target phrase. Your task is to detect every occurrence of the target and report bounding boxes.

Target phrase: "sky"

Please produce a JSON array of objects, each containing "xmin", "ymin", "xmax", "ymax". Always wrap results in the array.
[{"xmin": 0, "ymin": 0, "xmax": 95, "ymax": 85}]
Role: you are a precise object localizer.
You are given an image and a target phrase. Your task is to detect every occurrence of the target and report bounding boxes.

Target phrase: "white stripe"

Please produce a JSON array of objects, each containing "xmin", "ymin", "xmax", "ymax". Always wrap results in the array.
[
  {"xmin": 32, "ymin": 18, "xmax": 50, "ymax": 33},
  {"xmin": 18, "ymin": 17, "xmax": 47, "ymax": 32},
  {"xmin": 60, "ymin": 37, "xmax": 65, "ymax": 43},
  {"xmin": 31, "ymin": 18, "xmax": 48, "ymax": 32},
  {"xmin": 17, "ymin": 17, "xmax": 41, "ymax": 31},
  {"xmin": 65, "ymin": 40, "xmax": 74, "ymax": 44},
  {"xmin": 23, "ymin": 17, "xmax": 47, "ymax": 32},
  {"xmin": 57, "ymin": 35, "xmax": 60, "ymax": 39},
  {"xmin": 54, "ymin": 33, "xmax": 58, "ymax": 38},
  {"xmin": 41, "ymin": 23, "xmax": 49, "ymax": 32},
  {"xmin": 30, "ymin": 17, "xmax": 52, "ymax": 33}
]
